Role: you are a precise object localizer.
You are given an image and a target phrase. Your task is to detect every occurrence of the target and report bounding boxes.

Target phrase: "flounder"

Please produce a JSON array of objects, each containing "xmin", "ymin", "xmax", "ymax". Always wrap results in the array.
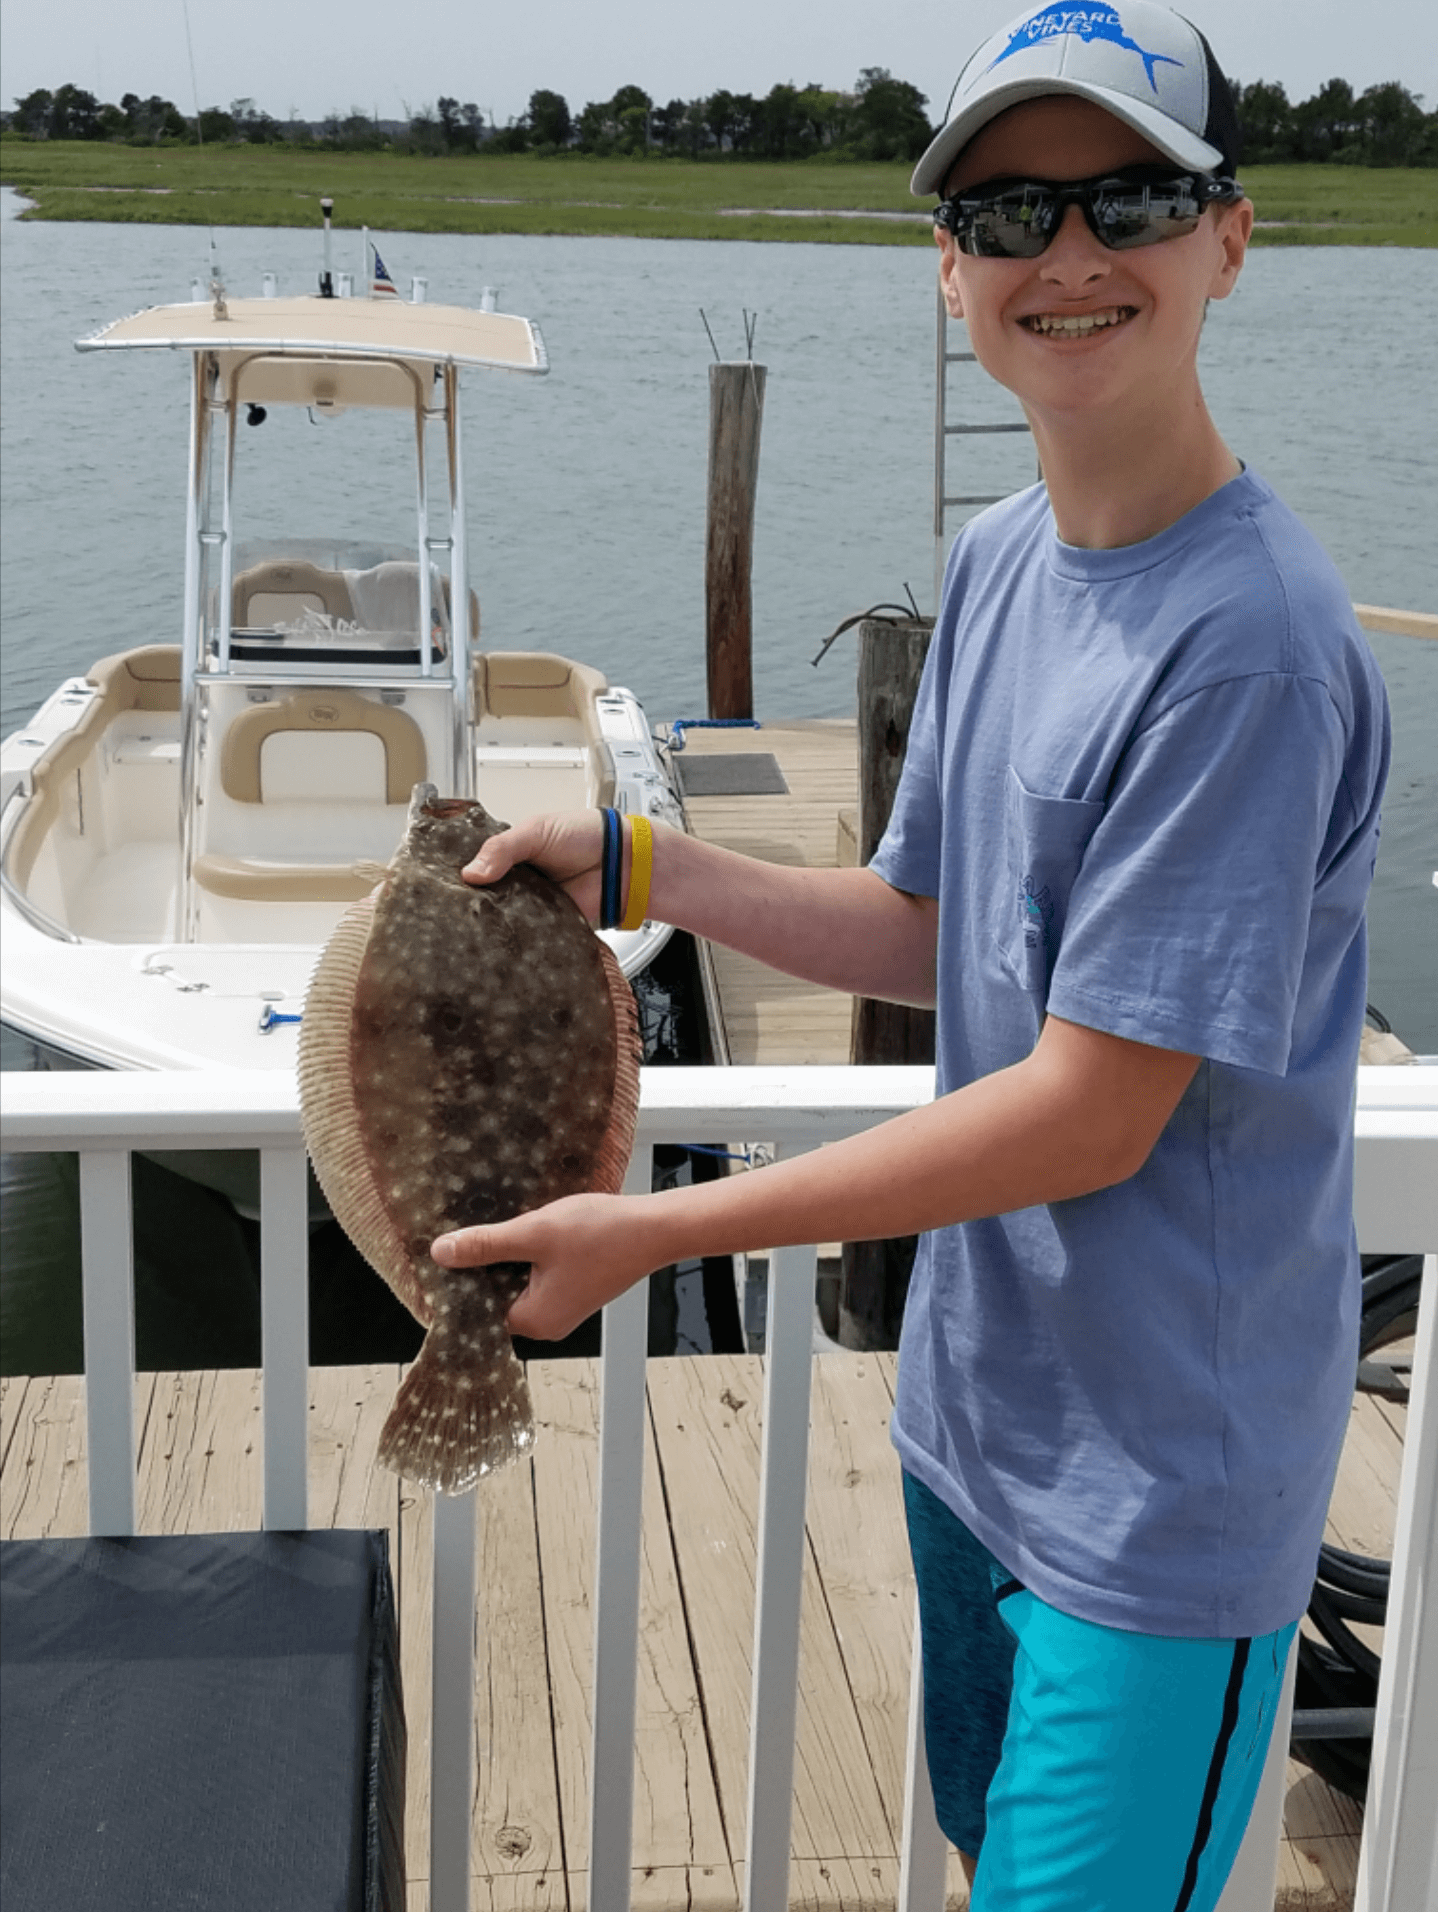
[{"xmin": 298, "ymin": 785, "xmax": 641, "ymax": 1493}]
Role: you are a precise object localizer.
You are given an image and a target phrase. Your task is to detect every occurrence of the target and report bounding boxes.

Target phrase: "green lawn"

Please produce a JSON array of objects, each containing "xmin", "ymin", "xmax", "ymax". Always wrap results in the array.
[{"xmin": 3, "ymin": 142, "xmax": 1435, "ymax": 246}]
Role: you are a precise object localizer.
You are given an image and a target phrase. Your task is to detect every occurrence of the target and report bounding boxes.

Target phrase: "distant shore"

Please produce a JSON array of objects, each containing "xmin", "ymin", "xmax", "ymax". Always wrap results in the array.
[{"xmin": 3, "ymin": 145, "xmax": 1435, "ymax": 246}]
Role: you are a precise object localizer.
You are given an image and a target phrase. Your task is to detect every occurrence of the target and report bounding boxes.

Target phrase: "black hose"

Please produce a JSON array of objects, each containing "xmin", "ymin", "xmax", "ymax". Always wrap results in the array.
[{"xmin": 1290, "ymin": 1251, "xmax": 1424, "ymax": 1800}]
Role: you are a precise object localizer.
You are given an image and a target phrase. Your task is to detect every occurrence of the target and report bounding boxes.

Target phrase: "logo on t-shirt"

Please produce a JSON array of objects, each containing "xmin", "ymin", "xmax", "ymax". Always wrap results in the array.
[
  {"xmin": 1020, "ymin": 876, "xmax": 1054, "ymax": 949},
  {"xmin": 987, "ymin": 5, "xmax": 1183, "ymax": 93}
]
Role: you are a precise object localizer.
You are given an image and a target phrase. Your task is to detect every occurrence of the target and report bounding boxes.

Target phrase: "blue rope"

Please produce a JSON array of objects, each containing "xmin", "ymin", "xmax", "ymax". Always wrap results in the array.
[
  {"xmin": 668, "ymin": 717, "xmax": 762, "ymax": 754},
  {"xmin": 683, "ymin": 1142, "xmax": 759, "ymax": 1165}
]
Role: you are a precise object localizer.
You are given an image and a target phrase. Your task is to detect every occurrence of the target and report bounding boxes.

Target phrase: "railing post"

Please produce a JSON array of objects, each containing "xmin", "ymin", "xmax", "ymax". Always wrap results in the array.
[
  {"xmin": 1355, "ymin": 1254, "xmax": 1438, "ymax": 1912},
  {"xmin": 260, "ymin": 1145, "xmax": 310, "ymax": 1531},
  {"xmin": 79, "ymin": 1148, "xmax": 136, "ymax": 1537},
  {"xmin": 432, "ymin": 1486, "xmax": 478, "ymax": 1912},
  {"xmin": 743, "ymin": 1191, "xmax": 818, "ymax": 1912},
  {"xmin": 588, "ymin": 1154, "xmax": 654, "ymax": 1912},
  {"xmin": 898, "ymin": 1595, "xmax": 948, "ymax": 1912}
]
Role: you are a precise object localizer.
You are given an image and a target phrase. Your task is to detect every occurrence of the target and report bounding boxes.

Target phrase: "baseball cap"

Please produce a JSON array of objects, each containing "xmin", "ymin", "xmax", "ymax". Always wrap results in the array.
[{"xmin": 912, "ymin": 2, "xmax": 1241, "ymax": 195}]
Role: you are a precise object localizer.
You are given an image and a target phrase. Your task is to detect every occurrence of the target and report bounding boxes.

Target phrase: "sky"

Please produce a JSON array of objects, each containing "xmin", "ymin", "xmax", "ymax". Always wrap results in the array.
[{"xmin": 2, "ymin": 0, "xmax": 1434, "ymax": 130}]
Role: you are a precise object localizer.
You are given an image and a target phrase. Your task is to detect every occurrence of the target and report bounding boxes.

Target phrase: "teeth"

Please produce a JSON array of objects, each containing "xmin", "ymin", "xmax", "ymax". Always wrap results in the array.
[{"xmin": 1025, "ymin": 307, "xmax": 1131, "ymax": 335}]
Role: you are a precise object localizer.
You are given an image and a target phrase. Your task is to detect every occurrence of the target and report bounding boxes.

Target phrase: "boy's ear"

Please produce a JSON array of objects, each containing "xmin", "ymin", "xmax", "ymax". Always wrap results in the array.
[
  {"xmin": 936, "ymin": 229, "xmax": 965, "ymax": 320},
  {"xmin": 1207, "ymin": 199, "xmax": 1253, "ymax": 304}
]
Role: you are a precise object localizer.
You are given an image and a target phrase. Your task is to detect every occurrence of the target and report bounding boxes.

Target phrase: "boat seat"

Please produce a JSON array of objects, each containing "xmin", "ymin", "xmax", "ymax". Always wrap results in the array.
[
  {"xmin": 232, "ymin": 560, "xmax": 356, "ymax": 629},
  {"xmin": 474, "ymin": 651, "xmax": 609, "ymax": 721},
  {"xmin": 219, "ymin": 690, "xmax": 426, "ymax": 805},
  {"xmin": 191, "ymin": 854, "xmax": 385, "ymax": 902},
  {"xmin": 4, "ymin": 648, "xmax": 182, "ymax": 892}
]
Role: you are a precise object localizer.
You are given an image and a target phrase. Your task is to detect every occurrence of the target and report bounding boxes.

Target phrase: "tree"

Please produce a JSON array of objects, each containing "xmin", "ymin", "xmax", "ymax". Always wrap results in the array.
[
  {"xmin": 704, "ymin": 89, "xmax": 738, "ymax": 152},
  {"xmin": 1293, "ymin": 77, "xmax": 1357, "ymax": 161},
  {"xmin": 197, "ymin": 105, "xmax": 237, "ymax": 143},
  {"xmin": 527, "ymin": 88, "xmax": 571, "ymax": 148},
  {"xmin": 1354, "ymin": 81, "xmax": 1428, "ymax": 165},
  {"xmin": 851, "ymin": 67, "xmax": 931, "ymax": 160},
  {"xmin": 12, "ymin": 89, "xmax": 54, "ymax": 137},
  {"xmin": 1234, "ymin": 79, "xmax": 1294, "ymax": 163},
  {"xmin": 48, "ymin": 84, "xmax": 103, "ymax": 139}
]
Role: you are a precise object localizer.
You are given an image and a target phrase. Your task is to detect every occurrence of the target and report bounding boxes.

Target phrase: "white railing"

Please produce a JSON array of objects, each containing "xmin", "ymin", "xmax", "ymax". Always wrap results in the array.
[{"xmin": 3, "ymin": 1064, "xmax": 1436, "ymax": 1912}]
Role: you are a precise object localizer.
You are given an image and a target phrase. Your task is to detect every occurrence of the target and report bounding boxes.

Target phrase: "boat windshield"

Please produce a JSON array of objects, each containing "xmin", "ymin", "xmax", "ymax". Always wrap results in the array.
[{"xmin": 200, "ymin": 390, "xmax": 464, "ymax": 670}]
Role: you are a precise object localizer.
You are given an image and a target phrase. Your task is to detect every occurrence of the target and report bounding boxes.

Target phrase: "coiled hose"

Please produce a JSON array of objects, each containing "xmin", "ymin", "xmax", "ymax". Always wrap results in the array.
[{"xmin": 1290, "ymin": 1251, "xmax": 1425, "ymax": 1800}]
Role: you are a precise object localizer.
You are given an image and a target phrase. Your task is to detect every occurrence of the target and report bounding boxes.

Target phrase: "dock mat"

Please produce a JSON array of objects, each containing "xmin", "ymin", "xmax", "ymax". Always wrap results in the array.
[
  {"xmin": 0, "ymin": 1529, "xmax": 404, "ymax": 1912},
  {"xmin": 675, "ymin": 752, "xmax": 789, "ymax": 797}
]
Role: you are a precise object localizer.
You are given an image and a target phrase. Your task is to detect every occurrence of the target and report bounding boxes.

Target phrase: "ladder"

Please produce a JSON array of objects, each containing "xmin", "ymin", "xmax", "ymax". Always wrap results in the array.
[{"xmin": 932, "ymin": 283, "xmax": 1034, "ymax": 606}]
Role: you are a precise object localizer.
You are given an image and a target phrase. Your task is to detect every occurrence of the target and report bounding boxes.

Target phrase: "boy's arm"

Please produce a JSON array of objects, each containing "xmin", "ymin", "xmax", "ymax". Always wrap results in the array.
[
  {"xmin": 435, "ymin": 1013, "xmax": 1200, "ymax": 1341},
  {"xmin": 464, "ymin": 811, "xmax": 939, "ymax": 1007}
]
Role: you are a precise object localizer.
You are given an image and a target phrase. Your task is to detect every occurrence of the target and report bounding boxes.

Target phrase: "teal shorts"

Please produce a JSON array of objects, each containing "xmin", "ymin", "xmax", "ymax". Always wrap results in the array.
[{"xmin": 903, "ymin": 1473, "xmax": 1297, "ymax": 1912}]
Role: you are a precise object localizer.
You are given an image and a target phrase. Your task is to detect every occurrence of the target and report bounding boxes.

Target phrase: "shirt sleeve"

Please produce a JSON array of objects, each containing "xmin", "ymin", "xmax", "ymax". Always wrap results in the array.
[{"xmin": 1047, "ymin": 672, "xmax": 1349, "ymax": 1074}]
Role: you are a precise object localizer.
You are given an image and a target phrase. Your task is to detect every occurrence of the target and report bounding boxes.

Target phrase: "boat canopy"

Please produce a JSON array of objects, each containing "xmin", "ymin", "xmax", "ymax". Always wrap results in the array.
[{"xmin": 76, "ymin": 297, "xmax": 548, "ymax": 375}]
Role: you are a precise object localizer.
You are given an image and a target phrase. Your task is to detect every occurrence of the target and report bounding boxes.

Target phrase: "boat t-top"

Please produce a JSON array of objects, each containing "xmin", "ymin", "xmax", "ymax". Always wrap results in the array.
[{"xmin": 1, "ymin": 234, "xmax": 680, "ymax": 1071}]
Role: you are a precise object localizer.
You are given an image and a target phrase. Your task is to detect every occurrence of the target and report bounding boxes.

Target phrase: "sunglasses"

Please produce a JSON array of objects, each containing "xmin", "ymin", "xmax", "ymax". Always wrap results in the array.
[{"xmin": 933, "ymin": 166, "xmax": 1244, "ymax": 259}]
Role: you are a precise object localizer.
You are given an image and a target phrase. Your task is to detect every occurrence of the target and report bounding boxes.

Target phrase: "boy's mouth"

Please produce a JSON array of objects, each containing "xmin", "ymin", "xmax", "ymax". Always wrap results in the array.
[{"xmin": 1019, "ymin": 305, "xmax": 1137, "ymax": 337}]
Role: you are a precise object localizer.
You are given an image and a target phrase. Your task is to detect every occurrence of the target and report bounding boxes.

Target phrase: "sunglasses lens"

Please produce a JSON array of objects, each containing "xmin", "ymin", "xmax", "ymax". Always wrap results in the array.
[
  {"xmin": 1092, "ymin": 180, "xmax": 1204, "ymax": 250},
  {"xmin": 959, "ymin": 188, "xmax": 1054, "ymax": 258}
]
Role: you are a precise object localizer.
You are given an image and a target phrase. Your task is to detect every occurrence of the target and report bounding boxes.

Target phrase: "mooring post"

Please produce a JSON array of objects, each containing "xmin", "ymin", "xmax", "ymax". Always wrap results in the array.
[
  {"xmin": 840, "ymin": 615, "xmax": 938, "ymax": 1350},
  {"xmin": 705, "ymin": 361, "xmax": 767, "ymax": 719}
]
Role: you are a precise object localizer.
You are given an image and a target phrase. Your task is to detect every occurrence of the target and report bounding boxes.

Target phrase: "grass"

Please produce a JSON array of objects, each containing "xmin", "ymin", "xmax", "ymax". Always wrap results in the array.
[{"xmin": 3, "ymin": 141, "xmax": 1435, "ymax": 246}]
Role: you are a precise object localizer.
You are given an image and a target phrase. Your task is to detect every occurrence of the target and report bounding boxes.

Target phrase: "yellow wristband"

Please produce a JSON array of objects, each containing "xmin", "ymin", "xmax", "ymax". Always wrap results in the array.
[{"xmin": 620, "ymin": 815, "xmax": 654, "ymax": 931}]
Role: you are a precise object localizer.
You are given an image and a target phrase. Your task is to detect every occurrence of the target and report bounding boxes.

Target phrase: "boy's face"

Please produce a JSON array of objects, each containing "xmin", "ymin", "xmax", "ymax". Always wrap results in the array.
[{"xmin": 936, "ymin": 95, "xmax": 1251, "ymax": 423}]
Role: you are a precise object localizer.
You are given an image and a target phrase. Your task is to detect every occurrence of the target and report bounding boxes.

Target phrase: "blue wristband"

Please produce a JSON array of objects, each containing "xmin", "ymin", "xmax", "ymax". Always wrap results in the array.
[{"xmin": 599, "ymin": 808, "xmax": 623, "ymax": 930}]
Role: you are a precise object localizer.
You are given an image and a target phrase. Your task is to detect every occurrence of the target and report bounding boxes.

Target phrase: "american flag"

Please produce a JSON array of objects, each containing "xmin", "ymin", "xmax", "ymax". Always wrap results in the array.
[{"xmin": 369, "ymin": 243, "xmax": 400, "ymax": 298}]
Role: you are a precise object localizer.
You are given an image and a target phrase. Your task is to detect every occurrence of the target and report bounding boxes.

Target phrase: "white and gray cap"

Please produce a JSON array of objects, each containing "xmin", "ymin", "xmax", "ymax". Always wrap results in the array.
[{"xmin": 912, "ymin": 1, "xmax": 1241, "ymax": 196}]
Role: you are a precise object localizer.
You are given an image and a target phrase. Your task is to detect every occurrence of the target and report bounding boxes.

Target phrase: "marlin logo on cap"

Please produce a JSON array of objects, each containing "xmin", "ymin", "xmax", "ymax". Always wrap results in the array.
[{"xmin": 988, "ymin": 4, "xmax": 1183, "ymax": 92}]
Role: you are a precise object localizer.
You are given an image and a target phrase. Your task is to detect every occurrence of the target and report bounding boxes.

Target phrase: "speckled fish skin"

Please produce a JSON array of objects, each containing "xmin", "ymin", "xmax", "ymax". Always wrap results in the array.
[{"xmin": 299, "ymin": 785, "xmax": 641, "ymax": 1494}]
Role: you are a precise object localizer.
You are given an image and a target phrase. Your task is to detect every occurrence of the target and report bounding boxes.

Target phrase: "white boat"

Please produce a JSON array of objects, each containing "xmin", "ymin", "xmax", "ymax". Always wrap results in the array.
[{"xmin": 0, "ymin": 271, "xmax": 681, "ymax": 1072}]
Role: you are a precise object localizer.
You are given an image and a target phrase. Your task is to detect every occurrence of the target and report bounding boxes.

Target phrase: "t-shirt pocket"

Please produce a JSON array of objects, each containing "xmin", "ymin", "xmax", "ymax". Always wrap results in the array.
[{"xmin": 993, "ymin": 765, "xmax": 1105, "ymax": 999}]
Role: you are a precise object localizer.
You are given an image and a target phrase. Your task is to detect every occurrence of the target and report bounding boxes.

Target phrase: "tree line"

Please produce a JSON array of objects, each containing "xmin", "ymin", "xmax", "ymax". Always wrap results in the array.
[{"xmin": 7, "ymin": 73, "xmax": 1436, "ymax": 166}]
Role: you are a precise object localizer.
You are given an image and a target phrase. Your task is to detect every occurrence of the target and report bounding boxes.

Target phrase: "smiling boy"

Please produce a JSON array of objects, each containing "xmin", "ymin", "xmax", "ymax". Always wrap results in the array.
[{"xmin": 434, "ymin": 5, "xmax": 1390, "ymax": 1905}]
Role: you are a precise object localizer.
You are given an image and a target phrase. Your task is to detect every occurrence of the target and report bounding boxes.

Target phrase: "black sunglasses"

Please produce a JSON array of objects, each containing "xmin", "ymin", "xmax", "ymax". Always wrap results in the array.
[{"xmin": 933, "ymin": 166, "xmax": 1244, "ymax": 259}]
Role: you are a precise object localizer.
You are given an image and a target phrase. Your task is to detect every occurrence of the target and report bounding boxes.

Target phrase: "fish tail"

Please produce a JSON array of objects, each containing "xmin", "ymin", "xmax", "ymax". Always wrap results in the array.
[{"xmin": 378, "ymin": 1271, "xmax": 535, "ymax": 1494}]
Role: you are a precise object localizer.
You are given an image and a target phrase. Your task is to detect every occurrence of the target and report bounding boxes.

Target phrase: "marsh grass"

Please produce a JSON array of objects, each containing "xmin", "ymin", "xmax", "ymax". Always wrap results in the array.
[{"xmin": 3, "ymin": 143, "xmax": 1434, "ymax": 246}]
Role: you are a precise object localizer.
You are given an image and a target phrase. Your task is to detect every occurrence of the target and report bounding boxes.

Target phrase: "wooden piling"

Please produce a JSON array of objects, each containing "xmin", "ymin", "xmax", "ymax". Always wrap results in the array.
[
  {"xmin": 840, "ymin": 617, "xmax": 937, "ymax": 1351},
  {"xmin": 705, "ymin": 362, "xmax": 767, "ymax": 719}
]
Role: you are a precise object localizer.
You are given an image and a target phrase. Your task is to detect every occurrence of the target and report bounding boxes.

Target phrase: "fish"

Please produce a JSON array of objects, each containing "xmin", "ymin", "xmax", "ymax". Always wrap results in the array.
[{"xmin": 298, "ymin": 784, "xmax": 642, "ymax": 1493}]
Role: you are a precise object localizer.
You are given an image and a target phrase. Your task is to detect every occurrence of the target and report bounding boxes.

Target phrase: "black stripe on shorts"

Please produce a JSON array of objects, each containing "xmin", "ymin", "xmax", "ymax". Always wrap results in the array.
[{"xmin": 1172, "ymin": 1636, "xmax": 1252, "ymax": 1912}]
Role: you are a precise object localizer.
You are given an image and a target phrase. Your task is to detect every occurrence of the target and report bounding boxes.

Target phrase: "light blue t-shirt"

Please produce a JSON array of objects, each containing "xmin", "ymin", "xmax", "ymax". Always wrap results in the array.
[{"xmin": 871, "ymin": 468, "xmax": 1390, "ymax": 1639}]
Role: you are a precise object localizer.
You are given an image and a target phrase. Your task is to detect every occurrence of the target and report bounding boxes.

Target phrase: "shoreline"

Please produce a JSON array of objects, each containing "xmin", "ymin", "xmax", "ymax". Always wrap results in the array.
[{"xmin": 3, "ymin": 155, "xmax": 1433, "ymax": 247}]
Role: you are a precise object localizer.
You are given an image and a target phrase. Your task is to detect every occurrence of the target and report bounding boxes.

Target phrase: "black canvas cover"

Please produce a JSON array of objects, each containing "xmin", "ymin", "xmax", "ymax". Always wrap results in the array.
[{"xmin": 0, "ymin": 1529, "xmax": 405, "ymax": 1911}]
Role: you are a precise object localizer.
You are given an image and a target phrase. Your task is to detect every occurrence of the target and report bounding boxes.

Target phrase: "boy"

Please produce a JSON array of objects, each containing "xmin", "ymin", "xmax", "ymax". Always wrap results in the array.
[{"xmin": 434, "ymin": 5, "xmax": 1390, "ymax": 1904}]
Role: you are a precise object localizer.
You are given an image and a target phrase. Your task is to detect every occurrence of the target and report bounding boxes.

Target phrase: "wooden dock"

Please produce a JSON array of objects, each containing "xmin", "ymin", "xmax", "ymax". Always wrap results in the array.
[{"xmin": 0, "ymin": 1350, "xmax": 1396, "ymax": 1909}]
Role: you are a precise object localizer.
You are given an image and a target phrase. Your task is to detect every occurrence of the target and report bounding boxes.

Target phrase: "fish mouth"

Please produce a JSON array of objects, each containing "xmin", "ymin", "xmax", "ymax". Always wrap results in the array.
[
  {"xmin": 1019, "ymin": 304, "xmax": 1137, "ymax": 338},
  {"xmin": 408, "ymin": 782, "xmax": 475, "ymax": 823}
]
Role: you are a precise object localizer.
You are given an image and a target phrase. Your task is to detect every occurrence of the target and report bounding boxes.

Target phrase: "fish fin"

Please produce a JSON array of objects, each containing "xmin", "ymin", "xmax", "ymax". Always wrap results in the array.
[
  {"xmin": 298, "ymin": 890, "xmax": 432, "ymax": 1326},
  {"xmin": 378, "ymin": 1273, "xmax": 535, "ymax": 1493},
  {"xmin": 592, "ymin": 941, "xmax": 643, "ymax": 1195}
]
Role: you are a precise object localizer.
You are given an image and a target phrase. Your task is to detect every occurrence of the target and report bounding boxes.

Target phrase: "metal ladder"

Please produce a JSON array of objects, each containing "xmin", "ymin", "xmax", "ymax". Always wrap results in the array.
[{"xmin": 932, "ymin": 283, "xmax": 1034, "ymax": 605}]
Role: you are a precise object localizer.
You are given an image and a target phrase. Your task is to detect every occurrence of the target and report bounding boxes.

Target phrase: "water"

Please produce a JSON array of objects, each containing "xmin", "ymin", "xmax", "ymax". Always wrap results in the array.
[{"xmin": 1, "ymin": 195, "xmax": 1434, "ymax": 1033}]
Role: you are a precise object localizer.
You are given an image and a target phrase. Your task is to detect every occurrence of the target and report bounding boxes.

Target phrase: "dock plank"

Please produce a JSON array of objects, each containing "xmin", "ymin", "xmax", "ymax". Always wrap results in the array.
[
  {"xmin": 527, "ymin": 1356, "xmax": 732, "ymax": 1907},
  {"xmin": 136, "ymin": 1368, "xmax": 262, "ymax": 1533},
  {"xmin": 2, "ymin": 1372, "xmax": 101, "ymax": 1538},
  {"xmin": 645, "ymin": 1352, "xmax": 896, "ymax": 1872},
  {"xmin": 680, "ymin": 722, "xmax": 858, "ymax": 1068}
]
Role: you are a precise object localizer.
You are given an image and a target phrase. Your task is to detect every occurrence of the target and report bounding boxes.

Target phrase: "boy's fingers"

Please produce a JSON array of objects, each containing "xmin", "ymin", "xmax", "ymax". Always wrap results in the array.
[{"xmin": 432, "ymin": 1221, "xmax": 519, "ymax": 1267}]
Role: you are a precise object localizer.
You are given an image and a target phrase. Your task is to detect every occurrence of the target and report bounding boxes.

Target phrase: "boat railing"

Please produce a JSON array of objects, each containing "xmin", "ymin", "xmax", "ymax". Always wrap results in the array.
[{"xmin": 2, "ymin": 1063, "xmax": 1435, "ymax": 1912}]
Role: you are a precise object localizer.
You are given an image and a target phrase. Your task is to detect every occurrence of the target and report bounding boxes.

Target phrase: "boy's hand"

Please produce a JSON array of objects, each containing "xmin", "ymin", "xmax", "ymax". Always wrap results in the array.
[
  {"xmin": 462, "ymin": 811, "xmax": 607, "ymax": 923},
  {"xmin": 431, "ymin": 1194, "xmax": 660, "ymax": 1341}
]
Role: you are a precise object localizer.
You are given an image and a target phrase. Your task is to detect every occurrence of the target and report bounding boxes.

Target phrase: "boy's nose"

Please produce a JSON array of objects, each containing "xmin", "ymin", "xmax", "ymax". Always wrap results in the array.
[{"xmin": 1038, "ymin": 204, "xmax": 1112, "ymax": 287}]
